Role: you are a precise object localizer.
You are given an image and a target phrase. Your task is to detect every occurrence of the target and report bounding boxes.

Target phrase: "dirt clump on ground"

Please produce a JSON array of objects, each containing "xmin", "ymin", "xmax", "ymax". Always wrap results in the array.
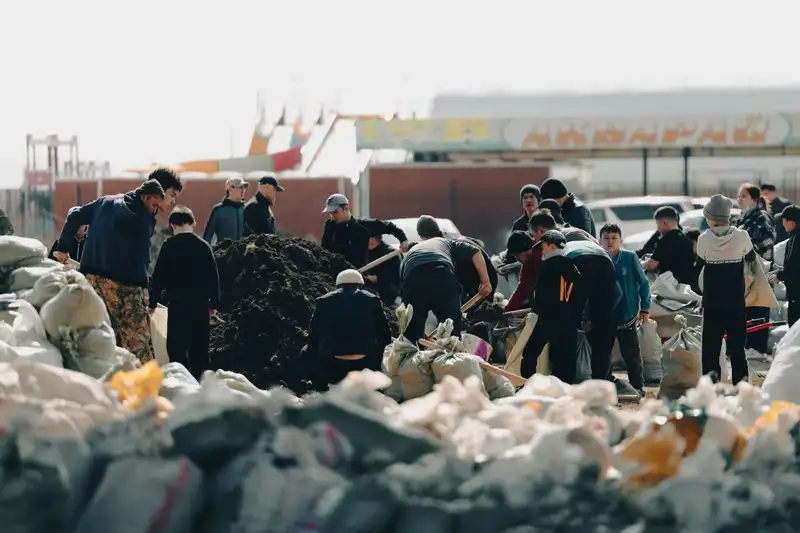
[{"xmin": 209, "ymin": 234, "xmax": 398, "ymax": 393}]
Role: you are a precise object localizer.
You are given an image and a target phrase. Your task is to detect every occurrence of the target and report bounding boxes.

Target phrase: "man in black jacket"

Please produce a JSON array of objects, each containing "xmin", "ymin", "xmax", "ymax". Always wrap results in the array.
[
  {"xmin": 203, "ymin": 177, "xmax": 247, "ymax": 244},
  {"xmin": 521, "ymin": 230, "xmax": 586, "ymax": 382},
  {"xmin": 244, "ymin": 174, "xmax": 284, "ymax": 236},
  {"xmin": 322, "ymin": 194, "xmax": 404, "ymax": 268},
  {"xmin": 776, "ymin": 205, "xmax": 800, "ymax": 325},
  {"xmin": 149, "ymin": 207, "xmax": 220, "ymax": 379},
  {"xmin": 511, "ymin": 184, "xmax": 541, "ymax": 232},
  {"xmin": 50, "ymin": 207, "xmax": 87, "ymax": 262},
  {"xmin": 365, "ymin": 229, "xmax": 402, "ymax": 305},
  {"xmin": 303, "ymin": 269, "xmax": 392, "ymax": 388},
  {"xmin": 762, "ymin": 183, "xmax": 792, "ymax": 242},
  {"xmin": 540, "ymin": 178, "xmax": 596, "ymax": 237}
]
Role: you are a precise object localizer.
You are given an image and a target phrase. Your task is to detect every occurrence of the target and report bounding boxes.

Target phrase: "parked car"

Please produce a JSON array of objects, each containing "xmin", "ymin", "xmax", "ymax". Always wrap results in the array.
[
  {"xmin": 587, "ymin": 196, "xmax": 694, "ymax": 237},
  {"xmin": 691, "ymin": 196, "xmax": 737, "ymax": 210},
  {"xmin": 382, "ymin": 218, "xmax": 462, "ymax": 248},
  {"xmin": 621, "ymin": 230, "xmax": 654, "ymax": 253}
]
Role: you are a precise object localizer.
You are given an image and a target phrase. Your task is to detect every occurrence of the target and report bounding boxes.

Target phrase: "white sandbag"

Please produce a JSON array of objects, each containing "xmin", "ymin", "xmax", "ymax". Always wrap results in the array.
[
  {"xmin": 397, "ymin": 350, "xmax": 437, "ymax": 400},
  {"xmin": 774, "ymin": 239, "xmax": 788, "ymax": 266},
  {"xmin": 150, "ymin": 304, "xmax": 169, "ymax": 365},
  {"xmin": 461, "ymin": 332, "xmax": 493, "ymax": 361},
  {"xmin": 651, "ymin": 271, "xmax": 702, "ymax": 303},
  {"xmin": 770, "ymin": 301, "xmax": 788, "ymax": 323},
  {"xmin": 768, "ymin": 324, "xmax": 790, "ymax": 355},
  {"xmin": 7, "ymin": 300, "xmax": 63, "ymax": 367},
  {"xmin": 431, "ymin": 351, "xmax": 486, "ymax": 395},
  {"xmin": 0, "ymin": 236, "xmax": 47, "ymax": 267},
  {"xmin": 763, "ymin": 321, "xmax": 800, "ymax": 403},
  {"xmin": 0, "ymin": 393, "xmax": 124, "ymax": 439},
  {"xmin": 160, "ymin": 362, "xmax": 201, "ymax": 400},
  {"xmin": 26, "ymin": 268, "xmax": 86, "ymax": 309},
  {"xmin": 8, "ymin": 264, "xmax": 63, "ymax": 292},
  {"xmin": 60, "ymin": 323, "xmax": 120, "ymax": 379},
  {"xmin": 482, "ymin": 368, "xmax": 515, "ymax": 399},
  {"xmin": 40, "ymin": 277, "xmax": 109, "ymax": 340},
  {"xmin": 658, "ymin": 316, "xmax": 702, "ymax": 400},
  {"xmin": 0, "ymin": 359, "xmax": 117, "ymax": 407},
  {"xmin": 640, "ymin": 319, "xmax": 664, "ymax": 383},
  {"xmin": 745, "ymin": 255, "xmax": 779, "ymax": 309},
  {"xmin": 773, "ymin": 281, "xmax": 787, "ymax": 301}
]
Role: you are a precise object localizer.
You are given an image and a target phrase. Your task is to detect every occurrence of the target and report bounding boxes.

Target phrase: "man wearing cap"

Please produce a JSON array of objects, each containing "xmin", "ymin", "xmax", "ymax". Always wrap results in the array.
[
  {"xmin": 512, "ymin": 184, "xmax": 541, "ymax": 232},
  {"xmin": 563, "ymin": 235, "xmax": 621, "ymax": 381},
  {"xmin": 642, "ymin": 206, "xmax": 696, "ymax": 286},
  {"xmin": 244, "ymin": 174, "xmax": 284, "ymax": 236},
  {"xmin": 302, "ymin": 268, "xmax": 392, "ymax": 388},
  {"xmin": 400, "ymin": 215, "xmax": 492, "ymax": 343},
  {"xmin": 203, "ymin": 176, "xmax": 248, "ymax": 244},
  {"xmin": 521, "ymin": 230, "xmax": 586, "ymax": 382},
  {"xmin": 53, "ymin": 179, "xmax": 165, "ymax": 362},
  {"xmin": 538, "ymin": 199, "xmax": 568, "ymax": 226},
  {"xmin": 540, "ymin": 178, "xmax": 596, "ymax": 237},
  {"xmin": 321, "ymin": 193, "xmax": 372, "ymax": 268},
  {"xmin": 775, "ymin": 205, "xmax": 800, "ymax": 325}
]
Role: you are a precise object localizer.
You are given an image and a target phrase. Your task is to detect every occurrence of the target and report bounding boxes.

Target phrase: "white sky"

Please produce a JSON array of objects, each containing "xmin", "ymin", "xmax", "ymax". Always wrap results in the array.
[{"xmin": 0, "ymin": 0, "xmax": 797, "ymax": 181}]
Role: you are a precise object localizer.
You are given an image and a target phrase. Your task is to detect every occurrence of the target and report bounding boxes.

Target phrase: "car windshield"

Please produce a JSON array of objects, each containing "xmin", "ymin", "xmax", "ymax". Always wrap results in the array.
[{"xmin": 610, "ymin": 203, "xmax": 686, "ymax": 221}]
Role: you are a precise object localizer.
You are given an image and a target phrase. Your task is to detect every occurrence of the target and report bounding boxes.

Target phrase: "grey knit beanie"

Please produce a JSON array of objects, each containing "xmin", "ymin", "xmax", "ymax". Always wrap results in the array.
[{"xmin": 703, "ymin": 194, "xmax": 732, "ymax": 224}]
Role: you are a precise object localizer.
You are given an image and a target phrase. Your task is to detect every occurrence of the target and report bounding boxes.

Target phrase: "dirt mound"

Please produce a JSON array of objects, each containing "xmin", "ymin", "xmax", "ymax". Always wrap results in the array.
[{"xmin": 209, "ymin": 234, "xmax": 398, "ymax": 393}]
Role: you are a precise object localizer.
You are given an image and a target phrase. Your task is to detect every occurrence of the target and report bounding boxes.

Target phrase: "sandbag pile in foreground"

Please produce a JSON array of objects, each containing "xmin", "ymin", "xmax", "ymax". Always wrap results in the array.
[
  {"xmin": 5, "ymin": 352, "xmax": 800, "ymax": 533},
  {"xmin": 210, "ymin": 234, "xmax": 398, "ymax": 393}
]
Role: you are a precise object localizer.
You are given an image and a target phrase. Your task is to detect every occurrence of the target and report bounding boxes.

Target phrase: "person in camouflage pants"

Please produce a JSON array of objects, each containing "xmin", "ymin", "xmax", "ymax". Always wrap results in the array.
[{"xmin": 86, "ymin": 274, "xmax": 154, "ymax": 362}]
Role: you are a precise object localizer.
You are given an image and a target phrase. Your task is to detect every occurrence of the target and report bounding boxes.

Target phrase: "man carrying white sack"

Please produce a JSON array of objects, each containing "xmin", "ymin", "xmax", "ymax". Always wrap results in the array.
[{"xmin": 54, "ymin": 179, "xmax": 165, "ymax": 363}]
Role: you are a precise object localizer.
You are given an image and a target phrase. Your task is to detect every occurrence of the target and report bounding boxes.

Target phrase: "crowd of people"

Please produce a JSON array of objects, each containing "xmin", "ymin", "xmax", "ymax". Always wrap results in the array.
[{"xmin": 46, "ymin": 167, "xmax": 800, "ymax": 391}]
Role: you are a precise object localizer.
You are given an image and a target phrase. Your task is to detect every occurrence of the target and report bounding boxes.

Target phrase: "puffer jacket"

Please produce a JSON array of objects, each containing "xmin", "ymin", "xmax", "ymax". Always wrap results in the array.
[
  {"xmin": 738, "ymin": 207, "xmax": 776, "ymax": 261},
  {"xmin": 203, "ymin": 198, "xmax": 245, "ymax": 243},
  {"xmin": 560, "ymin": 194, "xmax": 596, "ymax": 237}
]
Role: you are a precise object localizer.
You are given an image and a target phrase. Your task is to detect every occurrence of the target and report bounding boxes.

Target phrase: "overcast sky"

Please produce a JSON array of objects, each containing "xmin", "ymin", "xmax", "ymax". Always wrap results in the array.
[{"xmin": 0, "ymin": 0, "xmax": 797, "ymax": 183}]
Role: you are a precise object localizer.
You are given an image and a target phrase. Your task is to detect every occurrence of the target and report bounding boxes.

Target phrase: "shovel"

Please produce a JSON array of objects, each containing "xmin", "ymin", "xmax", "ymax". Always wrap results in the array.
[{"xmin": 358, "ymin": 249, "xmax": 402, "ymax": 274}]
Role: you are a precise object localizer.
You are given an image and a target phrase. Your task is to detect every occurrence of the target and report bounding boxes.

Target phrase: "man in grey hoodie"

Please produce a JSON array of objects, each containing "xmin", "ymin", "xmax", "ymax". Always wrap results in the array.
[{"xmin": 696, "ymin": 194, "xmax": 755, "ymax": 384}]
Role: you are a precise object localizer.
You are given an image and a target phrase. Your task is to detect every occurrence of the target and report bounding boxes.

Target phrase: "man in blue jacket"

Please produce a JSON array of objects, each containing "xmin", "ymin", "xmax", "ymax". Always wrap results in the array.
[
  {"xmin": 203, "ymin": 176, "xmax": 247, "ymax": 244},
  {"xmin": 600, "ymin": 223, "xmax": 651, "ymax": 395},
  {"xmin": 53, "ymin": 179, "xmax": 165, "ymax": 363}
]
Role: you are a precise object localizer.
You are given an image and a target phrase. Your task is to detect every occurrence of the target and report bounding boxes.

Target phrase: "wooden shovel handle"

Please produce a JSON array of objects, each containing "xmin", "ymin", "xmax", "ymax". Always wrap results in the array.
[
  {"xmin": 503, "ymin": 308, "xmax": 530, "ymax": 317},
  {"xmin": 418, "ymin": 338, "xmax": 527, "ymax": 387},
  {"xmin": 358, "ymin": 249, "xmax": 402, "ymax": 273},
  {"xmin": 461, "ymin": 293, "xmax": 484, "ymax": 313}
]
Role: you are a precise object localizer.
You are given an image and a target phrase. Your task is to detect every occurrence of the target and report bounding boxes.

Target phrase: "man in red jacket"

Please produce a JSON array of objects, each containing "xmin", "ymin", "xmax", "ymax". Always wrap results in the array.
[{"xmin": 504, "ymin": 231, "xmax": 542, "ymax": 312}]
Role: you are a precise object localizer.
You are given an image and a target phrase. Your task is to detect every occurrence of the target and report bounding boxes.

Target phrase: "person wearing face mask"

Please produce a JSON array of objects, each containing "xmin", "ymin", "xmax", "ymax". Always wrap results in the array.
[
  {"xmin": 149, "ymin": 207, "xmax": 220, "ymax": 379},
  {"xmin": 520, "ymin": 230, "xmax": 586, "ymax": 382},
  {"xmin": 53, "ymin": 179, "xmax": 165, "ymax": 362},
  {"xmin": 244, "ymin": 174, "xmax": 285, "ymax": 236},
  {"xmin": 203, "ymin": 177, "xmax": 248, "ymax": 244},
  {"xmin": 737, "ymin": 183, "xmax": 777, "ymax": 355}
]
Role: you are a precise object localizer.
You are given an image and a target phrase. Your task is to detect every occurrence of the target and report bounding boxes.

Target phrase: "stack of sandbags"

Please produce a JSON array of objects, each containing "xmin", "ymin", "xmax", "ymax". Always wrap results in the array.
[
  {"xmin": 649, "ymin": 272, "xmax": 703, "ymax": 338},
  {"xmin": 0, "ymin": 236, "xmax": 63, "ymax": 298},
  {"xmin": 382, "ymin": 305, "xmax": 438, "ymax": 402},
  {"xmin": 0, "ymin": 299, "xmax": 63, "ymax": 367},
  {"xmin": 39, "ymin": 272, "xmax": 124, "ymax": 378}
]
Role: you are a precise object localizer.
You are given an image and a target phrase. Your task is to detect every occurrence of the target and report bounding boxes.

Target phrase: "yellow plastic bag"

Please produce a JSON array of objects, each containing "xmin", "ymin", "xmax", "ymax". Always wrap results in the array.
[{"xmin": 106, "ymin": 360, "xmax": 173, "ymax": 420}]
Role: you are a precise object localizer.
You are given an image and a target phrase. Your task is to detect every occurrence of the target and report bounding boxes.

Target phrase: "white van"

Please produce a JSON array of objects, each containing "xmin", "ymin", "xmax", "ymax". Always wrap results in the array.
[{"xmin": 587, "ymin": 196, "xmax": 694, "ymax": 236}]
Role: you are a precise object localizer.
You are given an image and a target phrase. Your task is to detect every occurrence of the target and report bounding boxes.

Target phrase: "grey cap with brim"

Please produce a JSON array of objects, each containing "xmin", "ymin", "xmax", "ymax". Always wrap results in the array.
[{"xmin": 323, "ymin": 193, "xmax": 349, "ymax": 213}]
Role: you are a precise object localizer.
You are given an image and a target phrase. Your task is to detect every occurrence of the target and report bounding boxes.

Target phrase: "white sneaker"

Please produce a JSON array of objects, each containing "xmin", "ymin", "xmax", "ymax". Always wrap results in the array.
[{"xmin": 745, "ymin": 348, "xmax": 768, "ymax": 361}]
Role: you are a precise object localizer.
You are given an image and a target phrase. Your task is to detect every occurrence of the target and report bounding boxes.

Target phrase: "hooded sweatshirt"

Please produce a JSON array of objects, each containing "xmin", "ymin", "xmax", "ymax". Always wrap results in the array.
[{"xmin": 696, "ymin": 226, "xmax": 754, "ymax": 309}]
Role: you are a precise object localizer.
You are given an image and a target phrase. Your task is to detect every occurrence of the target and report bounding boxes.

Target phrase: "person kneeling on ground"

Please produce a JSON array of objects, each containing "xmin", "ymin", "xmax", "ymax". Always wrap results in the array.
[
  {"xmin": 697, "ymin": 194, "xmax": 754, "ymax": 384},
  {"xmin": 600, "ymin": 223, "xmax": 651, "ymax": 395},
  {"xmin": 400, "ymin": 216, "xmax": 492, "ymax": 343},
  {"xmin": 149, "ymin": 207, "xmax": 220, "ymax": 379},
  {"xmin": 521, "ymin": 230, "xmax": 586, "ymax": 383},
  {"xmin": 53, "ymin": 179, "xmax": 165, "ymax": 362},
  {"xmin": 302, "ymin": 269, "xmax": 391, "ymax": 388}
]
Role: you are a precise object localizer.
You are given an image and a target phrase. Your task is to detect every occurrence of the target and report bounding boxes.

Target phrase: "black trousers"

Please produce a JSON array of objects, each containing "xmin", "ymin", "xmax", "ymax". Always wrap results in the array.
[
  {"xmin": 745, "ymin": 306, "xmax": 770, "ymax": 354},
  {"xmin": 166, "ymin": 301, "xmax": 210, "ymax": 380},
  {"xmin": 299, "ymin": 345, "xmax": 378, "ymax": 389},
  {"xmin": 583, "ymin": 259, "xmax": 617, "ymax": 380},
  {"xmin": 789, "ymin": 300, "xmax": 800, "ymax": 327},
  {"xmin": 615, "ymin": 326, "xmax": 643, "ymax": 389},
  {"xmin": 702, "ymin": 306, "xmax": 747, "ymax": 384},
  {"xmin": 401, "ymin": 264, "xmax": 462, "ymax": 343},
  {"xmin": 521, "ymin": 319, "xmax": 578, "ymax": 384}
]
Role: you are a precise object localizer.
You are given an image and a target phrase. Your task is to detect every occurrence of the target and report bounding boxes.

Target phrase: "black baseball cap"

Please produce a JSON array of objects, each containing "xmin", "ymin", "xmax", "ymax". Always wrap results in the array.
[
  {"xmin": 532, "ymin": 230, "xmax": 567, "ymax": 249},
  {"xmin": 781, "ymin": 205, "xmax": 800, "ymax": 223},
  {"xmin": 506, "ymin": 231, "xmax": 534, "ymax": 255},
  {"xmin": 259, "ymin": 174, "xmax": 285, "ymax": 191}
]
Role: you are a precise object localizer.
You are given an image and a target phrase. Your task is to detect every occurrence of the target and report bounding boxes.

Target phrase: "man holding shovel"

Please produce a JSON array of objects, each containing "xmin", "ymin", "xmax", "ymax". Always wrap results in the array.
[{"xmin": 400, "ymin": 215, "xmax": 492, "ymax": 343}]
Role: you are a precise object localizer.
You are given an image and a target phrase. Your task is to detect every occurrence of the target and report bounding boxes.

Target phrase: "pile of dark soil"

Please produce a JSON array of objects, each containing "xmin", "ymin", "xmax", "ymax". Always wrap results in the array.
[{"xmin": 209, "ymin": 234, "xmax": 398, "ymax": 393}]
